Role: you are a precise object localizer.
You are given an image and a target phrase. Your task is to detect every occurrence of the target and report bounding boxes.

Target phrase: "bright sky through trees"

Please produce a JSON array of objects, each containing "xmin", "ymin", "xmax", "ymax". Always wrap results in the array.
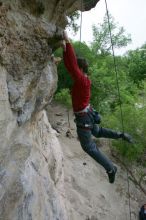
[{"xmin": 69, "ymin": 0, "xmax": 146, "ymax": 55}]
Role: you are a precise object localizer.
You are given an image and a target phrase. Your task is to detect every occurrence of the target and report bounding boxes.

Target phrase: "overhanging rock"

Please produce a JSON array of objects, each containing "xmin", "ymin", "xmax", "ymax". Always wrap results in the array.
[{"xmin": 0, "ymin": 0, "xmax": 100, "ymax": 125}]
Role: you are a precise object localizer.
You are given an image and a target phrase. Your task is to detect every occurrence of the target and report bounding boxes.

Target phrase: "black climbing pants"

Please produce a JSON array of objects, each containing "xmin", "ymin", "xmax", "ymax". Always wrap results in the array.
[{"xmin": 75, "ymin": 112, "xmax": 121, "ymax": 172}]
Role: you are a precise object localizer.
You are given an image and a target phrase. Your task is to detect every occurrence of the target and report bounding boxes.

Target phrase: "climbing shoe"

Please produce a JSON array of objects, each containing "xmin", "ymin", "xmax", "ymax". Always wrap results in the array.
[
  {"xmin": 107, "ymin": 166, "xmax": 117, "ymax": 184},
  {"xmin": 121, "ymin": 133, "xmax": 134, "ymax": 144}
]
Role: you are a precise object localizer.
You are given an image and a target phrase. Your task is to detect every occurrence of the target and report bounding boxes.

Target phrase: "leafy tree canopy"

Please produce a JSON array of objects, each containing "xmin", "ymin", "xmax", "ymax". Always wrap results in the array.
[
  {"xmin": 126, "ymin": 43, "xmax": 146, "ymax": 85},
  {"xmin": 91, "ymin": 13, "xmax": 132, "ymax": 55}
]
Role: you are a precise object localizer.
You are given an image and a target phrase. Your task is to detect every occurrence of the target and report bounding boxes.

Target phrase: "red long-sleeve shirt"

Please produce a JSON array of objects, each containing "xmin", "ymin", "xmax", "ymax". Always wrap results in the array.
[{"xmin": 63, "ymin": 43, "xmax": 91, "ymax": 112}]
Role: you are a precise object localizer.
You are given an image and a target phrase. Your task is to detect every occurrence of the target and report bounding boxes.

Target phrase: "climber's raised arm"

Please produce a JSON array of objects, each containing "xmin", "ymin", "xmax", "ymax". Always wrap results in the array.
[{"xmin": 62, "ymin": 31, "xmax": 83, "ymax": 81}]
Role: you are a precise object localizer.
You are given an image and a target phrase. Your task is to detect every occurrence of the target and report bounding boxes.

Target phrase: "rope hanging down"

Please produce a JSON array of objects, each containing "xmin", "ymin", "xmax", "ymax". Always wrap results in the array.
[
  {"xmin": 78, "ymin": 1, "xmax": 132, "ymax": 219},
  {"xmin": 80, "ymin": 0, "xmax": 83, "ymax": 43},
  {"xmin": 104, "ymin": 1, "xmax": 132, "ymax": 220},
  {"xmin": 104, "ymin": 0, "xmax": 124, "ymax": 133}
]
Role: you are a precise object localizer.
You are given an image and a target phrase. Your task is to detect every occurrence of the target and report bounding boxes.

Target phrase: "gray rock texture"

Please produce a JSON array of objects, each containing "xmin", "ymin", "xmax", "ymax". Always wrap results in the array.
[{"xmin": 0, "ymin": 0, "xmax": 99, "ymax": 125}]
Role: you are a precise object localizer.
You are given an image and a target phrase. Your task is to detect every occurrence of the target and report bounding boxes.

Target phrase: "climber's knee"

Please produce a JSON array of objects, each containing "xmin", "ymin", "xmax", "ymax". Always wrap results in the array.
[{"xmin": 80, "ymin": 140, "xmax": 96, "ymax": 155}]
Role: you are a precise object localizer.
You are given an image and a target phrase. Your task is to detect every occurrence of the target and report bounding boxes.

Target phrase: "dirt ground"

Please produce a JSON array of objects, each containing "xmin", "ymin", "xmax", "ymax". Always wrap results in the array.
[{"xmin": 47, "ymin": 102, "xmax": 146, "ymax": 220}]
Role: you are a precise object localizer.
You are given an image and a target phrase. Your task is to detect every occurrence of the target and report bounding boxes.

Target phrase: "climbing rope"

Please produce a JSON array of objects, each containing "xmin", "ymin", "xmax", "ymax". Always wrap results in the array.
[
  {"xmin": 104, "ymin": 0, "xmax": 124, "ymax": 133},
  {"xmin": 104, "ymin": 0, "xmax": 132, "ymax": 220},
  {"xmin": 80, "ymin": 0, "xmax": 83, "ymax": 43}
]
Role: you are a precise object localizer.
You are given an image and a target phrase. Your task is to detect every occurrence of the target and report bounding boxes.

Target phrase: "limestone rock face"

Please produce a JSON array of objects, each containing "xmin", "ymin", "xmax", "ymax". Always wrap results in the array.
[
  {"xmin": 0, "ymin": 2, "xmax": 60, "ymax": 125},
  {"xmin": 0, "ymin": 0, "xmax": 100, "ymax": 219},
  {"xmin": 0, "ymin": 109, "xmax": 68, "ymax": 220},
  {"xmin": 0, "ymin": 0, "xmax": 99, "ymax": 125},
  {"xmin": 0, "ymin": 65, "xmax": 67, "ymax": 219}
]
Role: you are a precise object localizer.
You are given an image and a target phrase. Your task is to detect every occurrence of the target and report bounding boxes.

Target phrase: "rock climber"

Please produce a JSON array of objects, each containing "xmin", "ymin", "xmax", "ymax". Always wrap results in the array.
[{"xmin": 61, "ymin": 31, "xmax": 134, "ymax": 184}]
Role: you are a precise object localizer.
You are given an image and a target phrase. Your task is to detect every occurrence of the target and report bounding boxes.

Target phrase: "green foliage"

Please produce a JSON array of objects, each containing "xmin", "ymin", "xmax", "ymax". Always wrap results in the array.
[
  {"xmin": 54, "ymin": 48, "xmax": 73, "ymax": 91},
  {"xmin": 91, "ymin": 13, "xmax": 131, "ymax": 55},
  {"xmin": 73, "ymin": 41, "xmax": 96, "ymax": 67},
  {"xmin": 54, "ymin": 88, "xmax": 72, "ymax": 109},
  {"xmin": 104, "ymin": 104, "xmax": 146, "ymax": 163},
  {"xmin": 126, "ymin": 44, "xmax": 146, "ymax": 85},
  {"xmin": 90, "ymin": 54, "xmax": 138, "ymax": 114}
]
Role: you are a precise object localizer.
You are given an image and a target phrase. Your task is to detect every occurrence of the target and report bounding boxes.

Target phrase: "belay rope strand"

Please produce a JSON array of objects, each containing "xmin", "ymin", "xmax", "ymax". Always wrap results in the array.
[
  {"xmin": 79, "ymin": 1, "xmax": 132, "ymax": 219},
  {"xmin": 104, "ymin": 0, "xmax": 132, "ymax": 220},
  {"xmin": 80, "ymin": 0, "xmax": 83, "ymax": 43}
]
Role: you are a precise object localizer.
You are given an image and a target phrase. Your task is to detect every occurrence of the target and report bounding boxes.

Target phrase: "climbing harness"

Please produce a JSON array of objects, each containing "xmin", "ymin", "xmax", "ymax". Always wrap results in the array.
[
  {"xmin": 104, "ymin": 0, "xmax": 132, "ymax": 219},
  {"xmin": 79, "ymin": 1, "xmax": 132, "ymax": 218}
]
